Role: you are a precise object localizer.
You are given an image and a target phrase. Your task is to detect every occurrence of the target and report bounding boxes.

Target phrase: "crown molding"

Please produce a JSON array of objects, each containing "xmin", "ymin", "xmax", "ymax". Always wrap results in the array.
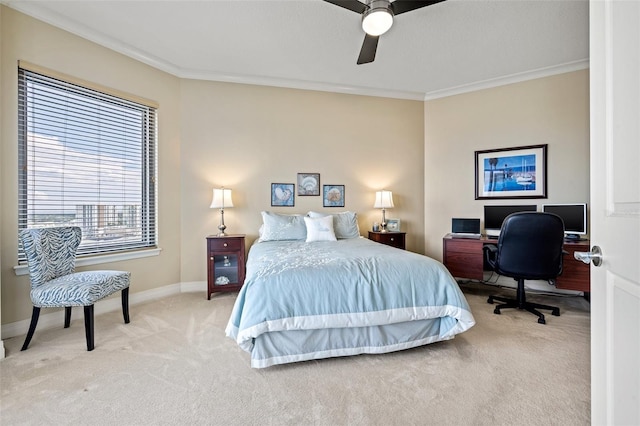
[
  {"xmin": 423, "ymin": 59, "xmax": 590, "ymax": 101},
  {"xmin": 4, "ymin": 1, "xmax": 589, "ymax": 102},
  {"xmin": 3, "ymin": 1, "xmax": 425, "ymax": 100}
]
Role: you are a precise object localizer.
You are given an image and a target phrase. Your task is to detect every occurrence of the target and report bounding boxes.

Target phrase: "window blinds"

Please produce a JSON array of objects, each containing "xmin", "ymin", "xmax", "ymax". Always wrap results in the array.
[{"xmin": 18, "ymin": 67, "xmax": 157, "ymax": 261}]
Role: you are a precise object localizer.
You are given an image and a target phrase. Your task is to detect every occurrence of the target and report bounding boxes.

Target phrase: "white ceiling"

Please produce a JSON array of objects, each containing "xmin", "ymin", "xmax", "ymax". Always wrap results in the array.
[{"xmin": 4, "ymin": 0, "xmax": 590, "ymax": 100}]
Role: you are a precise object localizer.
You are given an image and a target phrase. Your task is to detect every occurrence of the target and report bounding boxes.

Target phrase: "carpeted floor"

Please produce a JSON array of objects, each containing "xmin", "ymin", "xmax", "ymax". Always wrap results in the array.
[{"xmin": 0, "ymin": 282, "xmax": 590, "ymax": 425}]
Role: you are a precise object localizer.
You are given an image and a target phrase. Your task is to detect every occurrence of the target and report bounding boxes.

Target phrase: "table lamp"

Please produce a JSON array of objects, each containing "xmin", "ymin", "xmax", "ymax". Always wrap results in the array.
[
  {"xmin": 373, "ymin": 190, "xmax": 394, "ymax": 232},
  {"xmin": 210, "ymin": 187, "xmax": 234, "ymax": 236}
]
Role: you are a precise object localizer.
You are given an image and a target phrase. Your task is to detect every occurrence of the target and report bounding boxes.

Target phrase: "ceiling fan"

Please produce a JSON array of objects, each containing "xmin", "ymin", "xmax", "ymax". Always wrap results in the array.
[{"xmin": 323, "ymin": 0, "xmax": 446, "ymax": 64}]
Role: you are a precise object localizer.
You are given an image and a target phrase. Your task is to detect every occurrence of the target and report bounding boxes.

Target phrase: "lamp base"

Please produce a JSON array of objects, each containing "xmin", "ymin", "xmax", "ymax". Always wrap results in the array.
[{"xmin": 217, "ymin": 209, "xmax": 227, "ymax": 236}]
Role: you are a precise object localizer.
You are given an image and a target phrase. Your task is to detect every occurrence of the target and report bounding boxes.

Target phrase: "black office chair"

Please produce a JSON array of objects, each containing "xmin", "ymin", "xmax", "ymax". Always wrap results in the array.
[{"xmin": 483, "ymin": 212, "xmax": 564, "ymax": 324}]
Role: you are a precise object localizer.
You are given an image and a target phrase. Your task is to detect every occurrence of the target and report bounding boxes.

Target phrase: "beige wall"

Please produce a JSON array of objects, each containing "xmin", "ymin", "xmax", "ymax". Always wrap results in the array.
[
  {"xmin": 424, "ymin": 70, "xmax": 590, "ymax": 260},
  {"xmin": 1, "ymin": 7, "xmax": 182, "ymax": 325},
  {"xmin": 0, "ymin": 6, "xmax": 425, "ymax": 326},
  {"xmin": 0, "ymin": 6, "xmax": 589, "ymax": 329},
  {"xmin": 179, "ymin": 80, "xmax": 425, "ymax": 282}
]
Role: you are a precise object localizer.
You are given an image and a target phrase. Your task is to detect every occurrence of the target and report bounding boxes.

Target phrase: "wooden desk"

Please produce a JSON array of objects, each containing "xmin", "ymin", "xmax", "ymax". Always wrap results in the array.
[{"xmin": 442, "ymin": 235, "xmax": 590, "ymax": 293}]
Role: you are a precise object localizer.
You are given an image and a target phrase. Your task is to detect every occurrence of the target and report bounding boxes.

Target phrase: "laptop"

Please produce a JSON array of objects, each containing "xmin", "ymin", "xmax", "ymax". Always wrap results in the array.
[{"xmin": 450, "ymin": 218, "xmax": 481, "ymax": 239}]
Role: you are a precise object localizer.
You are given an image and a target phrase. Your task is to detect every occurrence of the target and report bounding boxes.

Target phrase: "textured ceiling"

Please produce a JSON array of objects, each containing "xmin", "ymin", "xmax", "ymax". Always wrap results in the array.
[{"xmin": 4, "ymin": 0, "xmax": 590, "ymax": 99}]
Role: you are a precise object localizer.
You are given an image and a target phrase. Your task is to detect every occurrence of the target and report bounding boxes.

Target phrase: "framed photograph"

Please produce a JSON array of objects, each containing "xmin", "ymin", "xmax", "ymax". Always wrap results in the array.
[
  {"xmin": 323, "ymin": 185, "xmax": 345, "ymax": 207},
  {"xmin": 297, "ymin": 173, "xmax": 320, "ymax": 196},
  {"xmin": 271, "ymin": 183, "xmax": 295, "ymax": 207},
  {"xmin": 386, "ymin": 218, "xmax": 401, "ymax": 232},
  {"xmin": 475, "ymin": 144, "xmax": 547, "ymax": 199}
]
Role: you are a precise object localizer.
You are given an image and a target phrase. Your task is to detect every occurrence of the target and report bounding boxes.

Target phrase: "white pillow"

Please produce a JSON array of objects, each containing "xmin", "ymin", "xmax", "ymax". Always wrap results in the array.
[
  {"xmin": 260, "ymin": 211, "xmax": 307, "ymax": 241},
  {"xmin": 304, "ymin": 216, "xmax": 337, "ymax": 242},
  {"xmin": 307, "ymin": 211, "xmax": 360, "ymax": 239}
]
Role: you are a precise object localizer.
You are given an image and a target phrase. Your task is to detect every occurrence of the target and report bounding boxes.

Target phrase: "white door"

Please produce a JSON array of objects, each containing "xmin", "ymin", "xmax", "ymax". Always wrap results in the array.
[{"xmin": 590, "ymin": 1, "xmax": 640, "ymax": 424}]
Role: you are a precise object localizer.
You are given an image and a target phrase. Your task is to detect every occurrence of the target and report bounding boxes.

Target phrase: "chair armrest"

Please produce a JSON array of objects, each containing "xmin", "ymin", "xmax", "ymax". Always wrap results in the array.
[{"xmin": 483, "ymin": 244, "xmax": 498, "ymax": 269}]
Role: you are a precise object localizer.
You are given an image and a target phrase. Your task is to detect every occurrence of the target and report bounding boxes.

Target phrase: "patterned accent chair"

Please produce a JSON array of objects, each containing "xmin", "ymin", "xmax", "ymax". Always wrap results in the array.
[{"xmin": 19, "ymin": 227, "xmax": 131, "ymax": 351}]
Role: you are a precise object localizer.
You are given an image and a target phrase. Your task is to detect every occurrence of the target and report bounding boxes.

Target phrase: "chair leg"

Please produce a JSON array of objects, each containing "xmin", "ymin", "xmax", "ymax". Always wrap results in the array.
[
  {"xmin": 84, "ymin": 305, "xmax": 95, "ymax": 351},
  {"xmin": 487, "ymin": 278, "xmax": 560, "ymax": 324},
  {"xmin": 64, "ymin": 307, "xmax": 72, "ymax": 328},
  {"xmin": 121, "ymin": 287, "xmax": 130, "ymax": 324},
  {"xmin": 21, "ymin": 306, "xmax": 41, "ymax": 351}
]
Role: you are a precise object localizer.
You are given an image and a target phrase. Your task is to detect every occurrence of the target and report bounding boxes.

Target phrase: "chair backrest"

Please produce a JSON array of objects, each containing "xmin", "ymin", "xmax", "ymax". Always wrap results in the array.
[
  {"xmin": 18, "ymin": 227, "xmax": 82, "ymax": 288},
  {"xmin": 494, "ymin": 212, "xmax": 565, "ymax": 280}
]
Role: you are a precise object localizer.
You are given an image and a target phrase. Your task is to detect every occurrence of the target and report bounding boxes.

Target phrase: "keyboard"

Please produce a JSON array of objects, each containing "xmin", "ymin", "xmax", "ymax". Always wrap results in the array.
[{"xmin": 450, "ymin": 233, "xmax": 481, "ymax": 239}]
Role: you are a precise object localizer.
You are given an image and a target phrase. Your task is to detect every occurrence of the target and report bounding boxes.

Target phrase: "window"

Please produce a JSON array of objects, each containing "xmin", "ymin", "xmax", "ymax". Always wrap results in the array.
[{"xmin": 18, "ymin": 66, "xmax": 157, "ymax": 262}]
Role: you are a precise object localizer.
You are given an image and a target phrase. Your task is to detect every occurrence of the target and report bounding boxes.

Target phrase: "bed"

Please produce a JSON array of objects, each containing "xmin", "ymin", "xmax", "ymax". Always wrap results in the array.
[{"xmin": 225, "ymin": 211, "xmax": 475, "ymax": 368}]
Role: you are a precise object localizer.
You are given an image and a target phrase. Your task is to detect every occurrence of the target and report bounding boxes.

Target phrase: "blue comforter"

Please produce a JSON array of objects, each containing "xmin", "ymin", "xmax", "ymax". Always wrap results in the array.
[{"xmin": 226, "ymin": 237, "xmax": 475, "ymax": 368}]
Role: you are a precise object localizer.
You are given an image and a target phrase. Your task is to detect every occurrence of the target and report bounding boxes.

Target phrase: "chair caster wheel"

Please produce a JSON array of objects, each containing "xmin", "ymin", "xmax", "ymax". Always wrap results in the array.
[
  {"xmin": 493, "ymin": 308, "xmax": 501, "ymax": 315},
  {"xmin": 552, "ymin": 309, "xmax": 560, "ymax": 316},
  {"xmin": 487, "ymin": 297, "xmax": 494, "ymax": 304},
  {"xmin": 538, "ymin": 317, "xmax": 546, "ymax": 324}
]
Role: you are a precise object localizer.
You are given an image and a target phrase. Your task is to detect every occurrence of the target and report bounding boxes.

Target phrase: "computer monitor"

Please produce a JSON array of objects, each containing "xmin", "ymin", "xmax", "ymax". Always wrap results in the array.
[
  {"xmin": 484, "ymin": 204, "xmax": 537, "ymax": 238},
  {"xmin": 542, "ymin": 203, "xmax": 587, "ymax": 240}
]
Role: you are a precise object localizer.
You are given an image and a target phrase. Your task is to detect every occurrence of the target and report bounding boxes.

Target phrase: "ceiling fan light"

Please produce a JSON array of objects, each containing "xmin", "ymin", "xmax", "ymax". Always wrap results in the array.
[{"xmin": 362, "ymin": 8, "xmax": 393, "ymax": 36}]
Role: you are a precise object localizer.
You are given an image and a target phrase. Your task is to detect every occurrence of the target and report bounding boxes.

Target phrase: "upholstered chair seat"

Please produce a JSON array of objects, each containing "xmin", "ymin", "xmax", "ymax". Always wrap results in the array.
[
  {"xmin": 19, "ymin": 226, "xmax": 131, "ymax": 351},
  {"xmin": 29, "ymin": 271, "xmax": 130, "ymax": 307}
]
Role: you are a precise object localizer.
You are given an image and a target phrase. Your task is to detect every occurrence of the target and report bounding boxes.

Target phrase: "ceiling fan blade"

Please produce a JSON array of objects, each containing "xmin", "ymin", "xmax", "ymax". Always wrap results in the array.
[
  {"xmin": 390, "ymin": 0, "xmax": 446, "ymax": 15},
  {"xmin": 357, "ymin": 34, "xmax": 379, "ymax": 65},
  {"xmin": 322, "ymin": 0, "xmax": 368, "ymax": 14}
]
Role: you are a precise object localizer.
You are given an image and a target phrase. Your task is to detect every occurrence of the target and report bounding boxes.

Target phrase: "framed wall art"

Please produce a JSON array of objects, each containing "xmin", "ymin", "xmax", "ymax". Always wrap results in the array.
[
  {"xmin": 271, "ymin": 183, "xmax": 295, "ymax": 207},
  {"xmin": 475, "ymin": 144, "xmax": 547, "ymax": 199},
  {"xmin": 323, "ymin": 185, "xmax": 345, "ymax": 207},
  {"xmin": 297, "ymin": 173, "xmax": 320, "ymax": 196}
]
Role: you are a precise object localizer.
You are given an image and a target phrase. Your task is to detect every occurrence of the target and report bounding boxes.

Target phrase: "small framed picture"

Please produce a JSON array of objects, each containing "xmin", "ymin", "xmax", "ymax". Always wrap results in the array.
[
  {"xmin": 297, "ymin": 173, "xmax": 320, "ymax": 196},
  {"xmin": 271, "ymin": 183, "xmax": 295, "ymax": 207},
  {"xmin": 323, "ymin": 185, "xmax": 345, "ymax": 207},
  {"xmin": 386, "ymin": 218, "xmax": 401, "ymax": 232}
]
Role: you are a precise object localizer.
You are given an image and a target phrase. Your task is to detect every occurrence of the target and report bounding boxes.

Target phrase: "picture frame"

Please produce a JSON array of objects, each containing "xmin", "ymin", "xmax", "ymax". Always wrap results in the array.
[
  {"xmin": 323, "ymin": 185, "xmax": 345, "ymax": 207},
  {"xmin": 297, "ymin": 173, "xmax": 320, "ymax": 196},
  {"xmin": 386, "ymin": 218, "xmax": 401, "ymax": 232},
  {"xmin": 475, "ymin": 144, "xmax": 547, "ymax": 199},
  {"xmin": 271, "ymin": 183, "xmax": 295, "ymax": 207}
]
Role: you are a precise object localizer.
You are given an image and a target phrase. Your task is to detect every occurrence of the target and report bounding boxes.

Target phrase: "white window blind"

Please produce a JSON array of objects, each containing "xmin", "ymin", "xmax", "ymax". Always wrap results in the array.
[{"xmin": 18, "ymin": 67, "xmax": 157, "ymax": 261}]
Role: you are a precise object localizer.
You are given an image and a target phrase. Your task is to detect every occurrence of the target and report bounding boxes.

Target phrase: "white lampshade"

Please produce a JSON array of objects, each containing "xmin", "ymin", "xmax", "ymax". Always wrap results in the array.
[
  {"xmin": 362, "ymin": 7, "xmax": 393, "ymax": 36},
  {"xmin": 373, "ymin": 190, "xmax": 394, "ymax": 209},
  {"xmin": 210, "ymin": 188, "xmax": 234, "ymax": 209}
]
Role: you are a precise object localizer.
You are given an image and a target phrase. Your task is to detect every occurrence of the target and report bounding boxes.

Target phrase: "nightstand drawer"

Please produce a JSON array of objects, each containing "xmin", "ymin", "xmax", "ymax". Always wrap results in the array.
[
  {"xmin": 368, "ymin": 231, "xmax": 406, "ymax": 250},
  {"xmin": 208, "ymin": 238, "xmax": 242, "ymax": 252}
]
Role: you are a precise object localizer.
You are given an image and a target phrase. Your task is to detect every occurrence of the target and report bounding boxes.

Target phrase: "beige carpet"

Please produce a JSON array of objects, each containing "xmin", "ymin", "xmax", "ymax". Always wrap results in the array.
[{"xmin": 0, "ymin": 283, "xmax": 590, "ymax": 425}]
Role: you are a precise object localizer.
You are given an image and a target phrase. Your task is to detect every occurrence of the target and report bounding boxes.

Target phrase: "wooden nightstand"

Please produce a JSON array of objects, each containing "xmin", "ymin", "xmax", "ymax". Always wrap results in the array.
[
  {"xmin": 206, "ymin": 234, "xmax": 246, "ymax": 299},
  {"xmin": 368, "ymin": 231, "xmax": 406, "ymax": 250}
]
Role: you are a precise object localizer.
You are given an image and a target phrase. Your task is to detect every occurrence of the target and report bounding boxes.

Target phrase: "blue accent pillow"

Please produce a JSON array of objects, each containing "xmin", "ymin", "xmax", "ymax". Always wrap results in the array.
[{"xmin": 259, "ymin": 211, "xmax": 307, "ymax": 241}]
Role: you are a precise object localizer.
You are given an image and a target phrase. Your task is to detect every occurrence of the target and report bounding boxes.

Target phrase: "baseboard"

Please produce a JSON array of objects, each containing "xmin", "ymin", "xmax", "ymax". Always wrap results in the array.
[{"xmin": 0, "ymin": 281, "xmax": 207, "ymax": 340}]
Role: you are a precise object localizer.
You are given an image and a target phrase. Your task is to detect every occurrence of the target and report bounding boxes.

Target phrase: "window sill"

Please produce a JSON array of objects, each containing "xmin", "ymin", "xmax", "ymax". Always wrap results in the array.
[{"xmin": 13, "ymin": 248, "xmax": 162, "ymax": 276}]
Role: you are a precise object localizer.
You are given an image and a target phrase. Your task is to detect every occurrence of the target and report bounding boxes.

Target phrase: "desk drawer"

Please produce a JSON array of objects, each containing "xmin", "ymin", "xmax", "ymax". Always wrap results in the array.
[
  {"xmin": 444, "ymin": 239, "xmax": 483, "ymax": 254},
  {"xmin": 443, "ymin": 238, "xmax": 485, "ymax": 281},
  {"xmin": 556, "ymin": 243, "xmax": 590, "ymax": 292}
]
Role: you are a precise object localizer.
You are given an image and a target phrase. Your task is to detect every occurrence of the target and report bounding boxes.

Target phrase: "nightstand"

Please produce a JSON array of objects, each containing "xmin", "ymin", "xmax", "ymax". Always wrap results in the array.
[
  {"xmin": 206, "ymin": 234, "xmax": 246, "ymax": 299},
  {"xmin": 368, "ymin": 231, "xmax": 406, "ymax": 250}
]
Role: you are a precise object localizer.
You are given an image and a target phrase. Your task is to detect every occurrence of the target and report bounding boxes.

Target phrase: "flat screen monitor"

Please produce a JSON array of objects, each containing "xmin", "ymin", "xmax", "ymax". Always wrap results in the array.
[
  {"xmin": 542, "ymin": 203, "xmax": 587, "ymax": 240},
  {"xmin": 484, "ymin": 204, "xmax": 537, "ymax": 238}
]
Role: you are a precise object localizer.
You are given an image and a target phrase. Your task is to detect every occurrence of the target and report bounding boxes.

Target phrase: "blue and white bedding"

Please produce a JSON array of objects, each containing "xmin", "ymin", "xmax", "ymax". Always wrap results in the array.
[{"xmin": 226, "ymin": 237, "xmax": 475, "ymax": 368}]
